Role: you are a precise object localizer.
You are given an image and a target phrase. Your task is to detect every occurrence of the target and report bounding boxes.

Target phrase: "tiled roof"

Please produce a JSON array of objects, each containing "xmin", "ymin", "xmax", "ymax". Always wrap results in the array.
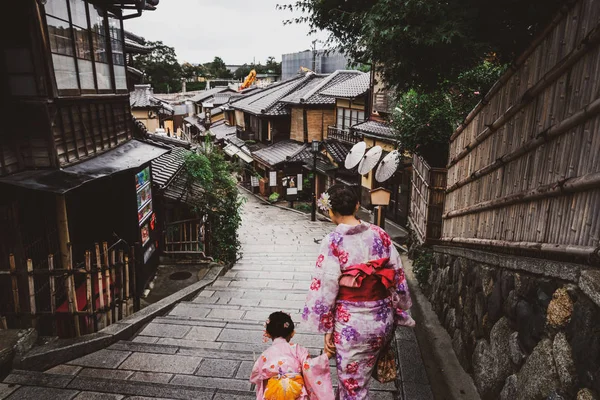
[
  {"xmin": 151, "ymin": 147, "xmax": 192, "ymax": 188},
  {"xmin": 144, "ymin": 133, "xmax": 193, "ymax": 150},
  {"xmin": 190, "ymin": 87, "xmax": 235, "ymax": 103},
  {"xmin": 231, "ymin": 75, "xmax": 309, "ymax": 116},
  {"xmin": 127, "ymin": 66, "xmax": 144, "ymax": 77},
  {"xmin": 321, "ymin": 72, "xmax": 370, "ymax": 98},
  {"xmin": 125, "ymin": 38, "xmax": 153, "ymax": 53},
  {"xmin": 280, "ymin": 71, "xmax": 363, "ymax": 105},
  {"xmin": 161, "ymin": 169, "xmax": 204, "ymax": 206},
  {"xmin": 324, "ymin": 140, "xmax": 352, "ymax": 164},
  {"xmin": 211, "ymin": 93, "xmax": 234, "ymax": 106},
  {"xmin": 183, "ymin": 115, "xmax": 206, "ymax": 132},
  {"xmin": 288, "ymin": 146, "xmax": 337, "ymax": 174},
  {"xmin": 209, "ymin": 121, "xmax": 236, "ymax": 140},
  {"xmin": 130, "ymin": 84, "xmax": 161, "ymax": 108},
  {"xmin": 351, "ymin": 120, "xmax": 397, "ymax": 140},
  {"xmin": 253, "ymin": 140, "xmax": 308, "ymax": 167}
]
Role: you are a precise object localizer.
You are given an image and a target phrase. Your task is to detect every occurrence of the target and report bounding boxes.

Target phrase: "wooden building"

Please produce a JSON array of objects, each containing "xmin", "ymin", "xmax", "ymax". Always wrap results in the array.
[
  {"xmin": 0, "ymin": 0, "xmax": 166, "ymax": 336},
  {"xmin": 422, "ymin": 1, "xmax": 600, "ymax": 398}
]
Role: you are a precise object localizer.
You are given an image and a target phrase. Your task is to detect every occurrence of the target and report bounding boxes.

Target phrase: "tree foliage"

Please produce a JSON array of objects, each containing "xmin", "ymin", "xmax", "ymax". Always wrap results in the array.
[
  {"xmin": 392, "ymin": 61, "xmax": 505, "ymax": 166},
  {"xmin": 184, "ymin": 144, "xmax": 244, "ymax": 264},
  {"xmin": 233, "ymin": 57, "xmax": 283, "ymax": 80},
  {"xmin": 132, "ymin": 41, "xmax": 182, "ymax": 93},
  {"xmin": 279, "ymin": 0, "xmax": 563, "ymax": 90}
]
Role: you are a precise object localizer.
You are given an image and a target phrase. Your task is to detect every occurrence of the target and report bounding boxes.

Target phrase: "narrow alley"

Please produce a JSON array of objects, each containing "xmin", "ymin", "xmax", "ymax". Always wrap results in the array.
[{"xmin": 1, "ymin": 192, "xmax": 431, "ymax": 400}]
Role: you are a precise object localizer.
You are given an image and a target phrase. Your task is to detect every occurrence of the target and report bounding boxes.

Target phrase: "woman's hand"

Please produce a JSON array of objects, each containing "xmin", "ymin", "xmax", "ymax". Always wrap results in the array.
[{"xmin": 324, "ymin": 333, "xmax": 336, "ymax": 358}]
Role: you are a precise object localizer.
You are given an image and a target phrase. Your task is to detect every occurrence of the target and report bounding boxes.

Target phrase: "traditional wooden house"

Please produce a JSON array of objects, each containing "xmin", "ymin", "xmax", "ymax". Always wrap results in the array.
[
  {"xmin": 130, "ymin": 84, "xmax": 174, "ymax": 133},
  {"xmin": 0, "ymin": 0, "xmax": 166, "ymax": 336},
  {"xmin": 124, "ymin": 30, "xmax": 153, "ymax": 90},
  {"xmin": 421, "ymin": 1, "xmax": 600, "ymax": 398}
]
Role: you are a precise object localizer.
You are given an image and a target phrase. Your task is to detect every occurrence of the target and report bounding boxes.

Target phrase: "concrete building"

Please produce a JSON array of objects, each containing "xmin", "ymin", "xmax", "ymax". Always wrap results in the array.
[{"xmin": 282, "ymin": 50, "xmax": 349, "ymax": 79}]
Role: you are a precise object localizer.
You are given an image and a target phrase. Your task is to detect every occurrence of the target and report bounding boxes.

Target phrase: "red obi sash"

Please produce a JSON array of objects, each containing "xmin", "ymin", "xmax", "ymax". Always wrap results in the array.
[{"xmin": 337, "ymin": 258, "xmax": 394, "ymax": 302}]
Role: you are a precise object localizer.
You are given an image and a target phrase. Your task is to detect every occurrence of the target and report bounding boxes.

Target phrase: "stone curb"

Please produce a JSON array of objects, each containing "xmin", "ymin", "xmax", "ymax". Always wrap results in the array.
[
  {"xmin": 14, "ymin": 264, "xmax": 224, "ymax": 372},
  {"xmin": 401, "ymin": 254, "xmax": 481, "ymax": 400}
]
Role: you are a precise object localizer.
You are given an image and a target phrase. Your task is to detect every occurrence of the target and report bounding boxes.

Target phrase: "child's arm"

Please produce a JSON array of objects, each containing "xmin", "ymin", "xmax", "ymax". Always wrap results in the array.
[{"xmin": 298, "ymin": 346, "xmax": 335, "ymax": 400}]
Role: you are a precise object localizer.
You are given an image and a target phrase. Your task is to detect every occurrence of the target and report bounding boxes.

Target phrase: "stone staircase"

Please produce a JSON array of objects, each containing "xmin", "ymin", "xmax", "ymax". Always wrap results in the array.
[{"xmin": 0, "ymin": 193, "xmax": 427, "ymax": 400}]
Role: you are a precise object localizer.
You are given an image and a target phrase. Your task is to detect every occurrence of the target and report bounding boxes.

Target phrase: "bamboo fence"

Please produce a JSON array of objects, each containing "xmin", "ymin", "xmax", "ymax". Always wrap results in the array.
[
  {"xmin": 0, "ymin": 242, "xmax": 136, "ymax": 337},
  {"xmin": 443, "ymin": 0, "xmax": 600, "ymax": 264},
  {"xmin": 409, "ymin": 154, "xmax": 447, "ymax": 244}
]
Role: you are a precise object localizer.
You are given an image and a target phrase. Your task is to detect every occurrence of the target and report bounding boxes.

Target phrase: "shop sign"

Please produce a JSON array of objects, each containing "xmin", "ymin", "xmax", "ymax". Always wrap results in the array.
[
  {"xmin": 269, "ymin": 171, "xmax": 277, "ymax": 187},
  {"xmin": 251, "ymin": 176, "xmax": 259, "ymax": 187}
]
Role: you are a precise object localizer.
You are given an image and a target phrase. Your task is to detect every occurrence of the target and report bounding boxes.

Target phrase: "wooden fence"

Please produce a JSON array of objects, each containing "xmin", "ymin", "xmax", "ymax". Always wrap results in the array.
[
  {"xmin": 164, "ymin": 218, "xmax": 209, "ymax": 261},
  {"xmin": 408, "ymin": 154, "xmax": 447, "ymax": 244},
  {"xmin": 0, "ymin": 241, "xmax": 137, "ymax": 338},
  {"xmin": 443, "ymin": 0, "xmax": 600, "ymax": 263}
]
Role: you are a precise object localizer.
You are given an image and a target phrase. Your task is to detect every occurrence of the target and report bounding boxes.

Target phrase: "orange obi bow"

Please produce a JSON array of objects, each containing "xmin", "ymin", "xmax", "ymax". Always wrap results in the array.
[{"xmin": 338, "ymin": 257, "xmax": 395, "ymax": 289}]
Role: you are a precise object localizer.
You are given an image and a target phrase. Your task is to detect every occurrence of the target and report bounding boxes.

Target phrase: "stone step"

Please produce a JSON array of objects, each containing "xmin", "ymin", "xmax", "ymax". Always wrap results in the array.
[{"xmin": 4, "ymin": 369, "xmax": 255, "ymax": 400}]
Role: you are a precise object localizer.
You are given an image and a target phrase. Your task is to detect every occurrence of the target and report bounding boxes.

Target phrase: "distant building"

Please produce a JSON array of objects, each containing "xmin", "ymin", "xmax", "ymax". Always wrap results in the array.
[
  {"xmin": 226, "ymin": 65, "xmax": 244, "ymax": 74},
  {"xmin": 282, "ymin": 50, "xmax": 349, "ymax": 79}
]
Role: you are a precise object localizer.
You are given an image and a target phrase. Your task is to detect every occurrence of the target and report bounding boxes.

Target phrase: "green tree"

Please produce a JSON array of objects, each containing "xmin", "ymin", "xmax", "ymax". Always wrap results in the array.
[
  {"xmin": 279, "ymin": 0, "xmax": 563, "ymax": 90},
  {"xmin": 208, "ymin": 56, "xmax": 233, "ymax": 79},
  {"xmin": 184, "ymin": 143, "xmax": 244, "ymax": 263},
  {"xmin": 132, "ymin": 41, "xmax": 182, "ymax": 93}
]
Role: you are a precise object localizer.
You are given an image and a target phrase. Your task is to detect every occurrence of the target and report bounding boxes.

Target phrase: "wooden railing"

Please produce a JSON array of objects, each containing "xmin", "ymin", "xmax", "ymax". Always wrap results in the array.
[
  {"xmin": 327, "ymin": 126, "xmax": 362, "ymax": 144},
  {"xmin": 408, "ymin": 154, "xmax": 447, "ymax": 244},
  {"xmin": 164, "ymin": 218, "xmax": 208, "ymax": 261},
  {"xmin": 0, "ymin": 241, "xmax": 137, "ymax": 338}
]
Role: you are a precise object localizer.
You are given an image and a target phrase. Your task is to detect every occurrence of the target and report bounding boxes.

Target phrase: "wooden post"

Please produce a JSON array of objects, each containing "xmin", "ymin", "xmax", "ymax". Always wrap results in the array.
[
  {"xmin": 94, "ymin": 243, "xmax": 106, "ymax": 329},
  {"xmin": 9, "ymin": 254, "xmax": 20, "ymax": 314},
  {"xmin": 110, "ymin": 247, "xmax": 117, "ymax": 322},
  {"xmin": 124, "ymin": 254, "xmax": 130, "ymax": 317},
  {"xmin": 27, "ymin": 259, "xmax": 36, "ymax": 329},
  {"xmin": 116, "ymin": 250, "xmax": 123, "ymax": 321},
  {"xmin": 66, "ymin": 245, "xmax": 80, "ymax": 337},
  {"xmin": 0, "ymin": 316, "xmax": 7, "ymax": 330},
  {"xmin": 85, "ymin": 251, "xmax": 94, "ymax": 334},
  {"xmin": 103, "ymin": 243, "xmax": 114, "ymax": 324},
  {"xmin": 130, "ymin": 246, "xmax": 139, "ymax": 312},
  {"xmin": 56, "ymin": 195, "xmax": 70, "ymax": 270},
  {"xmin": 48, "ymin": 255, "xmax": 57, "ymax": 336}
]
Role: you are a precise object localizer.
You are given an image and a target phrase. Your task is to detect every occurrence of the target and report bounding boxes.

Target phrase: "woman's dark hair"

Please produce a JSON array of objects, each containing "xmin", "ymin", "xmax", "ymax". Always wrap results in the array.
[
  {"xmin": 266, "ymin": 311, "xmax": 295, "ymax": 339},
  {"xmin": 327, "ymin": 184, "xmax": 359, "ymax": 216}
]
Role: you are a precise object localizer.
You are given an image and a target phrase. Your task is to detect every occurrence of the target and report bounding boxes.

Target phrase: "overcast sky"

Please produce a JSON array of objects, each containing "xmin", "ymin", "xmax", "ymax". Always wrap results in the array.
[{"xmin": 125, "ymin": 0, "xmax": 330, "ymax": 65}]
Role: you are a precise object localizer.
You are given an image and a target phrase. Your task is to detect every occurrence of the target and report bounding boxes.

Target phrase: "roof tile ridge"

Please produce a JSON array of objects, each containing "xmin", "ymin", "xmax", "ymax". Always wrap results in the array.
[{"xmin": 259, "ymin": 75, "xmax": 311, "ymax": 113}]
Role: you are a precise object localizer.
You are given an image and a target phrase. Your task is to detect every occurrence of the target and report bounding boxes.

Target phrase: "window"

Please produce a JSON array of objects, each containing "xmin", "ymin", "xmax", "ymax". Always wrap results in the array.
[
  {"xmin": 44, "ymin": 0, "xmax": 126, "ymax": 94},
  {"xmin": 336, "ymin": 107, "xmax": 366, "ymax": 130}
]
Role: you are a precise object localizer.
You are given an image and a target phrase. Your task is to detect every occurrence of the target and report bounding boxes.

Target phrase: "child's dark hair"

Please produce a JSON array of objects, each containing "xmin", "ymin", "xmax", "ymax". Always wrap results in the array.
[
  {"xmin": 327, "ymin": 184, "xmax": 359, "ymax": 216},
  {"xmin": 266, "ymin": 311, "xmax": 295, "ymax": 339}
]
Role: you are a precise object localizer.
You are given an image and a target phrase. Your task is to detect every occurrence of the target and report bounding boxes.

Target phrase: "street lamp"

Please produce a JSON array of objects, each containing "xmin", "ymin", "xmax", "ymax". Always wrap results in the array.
[
  {"xmin": 370, "ymin": 187, "xmax": 391, "ymax": 228},
  {"xmin": 310, "ymin": 140, "xmax": 320, "ymax": 222}
]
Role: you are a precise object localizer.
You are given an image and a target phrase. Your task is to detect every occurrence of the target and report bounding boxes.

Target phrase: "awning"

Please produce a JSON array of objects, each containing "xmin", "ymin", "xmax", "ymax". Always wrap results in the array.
[
  {"xmin": 0, "ymin": 140, "xmax": 169, "ymax": 194},
  {"xmin": 223, "ymin": 144, "xmax": 253, "ymax": 164}
]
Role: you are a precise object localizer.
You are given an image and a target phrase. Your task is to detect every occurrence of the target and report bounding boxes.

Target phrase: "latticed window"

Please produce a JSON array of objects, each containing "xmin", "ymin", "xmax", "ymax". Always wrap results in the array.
[{"xmin": 44, "ymin": 0, "xmax": 126, "ymax": 94}]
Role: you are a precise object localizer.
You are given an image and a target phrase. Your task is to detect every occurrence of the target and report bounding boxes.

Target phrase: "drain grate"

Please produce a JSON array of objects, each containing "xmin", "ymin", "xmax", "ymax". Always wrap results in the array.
[{"xmin": 169, "ymin": 271, "xmax": 192, "ymax": 280}]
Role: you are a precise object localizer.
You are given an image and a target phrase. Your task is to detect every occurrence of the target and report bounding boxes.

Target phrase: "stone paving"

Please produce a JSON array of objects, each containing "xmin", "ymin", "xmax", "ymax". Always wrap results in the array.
[{"xmin": 1, "ymin": 191, "xmax": 432, "ymax": 400}]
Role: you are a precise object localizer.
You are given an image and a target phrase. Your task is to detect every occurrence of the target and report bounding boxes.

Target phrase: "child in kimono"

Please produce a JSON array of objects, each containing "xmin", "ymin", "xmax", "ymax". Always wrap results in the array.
[{"xmin": 250, "ymin": 311, "xmax": 335, "ymax": 400}]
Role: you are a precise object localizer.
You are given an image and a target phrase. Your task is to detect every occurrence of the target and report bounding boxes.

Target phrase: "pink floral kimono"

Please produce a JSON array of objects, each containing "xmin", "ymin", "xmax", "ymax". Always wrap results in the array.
[
  {"xmin": 303, "ymin": 222, "xmax": 413, "ymax": 400},
  {"xmin": 250, "ymin": 337, "xmax": 335, "ymax": 400}
]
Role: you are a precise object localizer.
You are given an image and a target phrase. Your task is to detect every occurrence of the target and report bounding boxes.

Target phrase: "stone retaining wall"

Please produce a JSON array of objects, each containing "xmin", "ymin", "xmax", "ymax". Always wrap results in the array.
[{"xmin": 423, "ymin": 246, "xmax": 600, "ymax": 400}]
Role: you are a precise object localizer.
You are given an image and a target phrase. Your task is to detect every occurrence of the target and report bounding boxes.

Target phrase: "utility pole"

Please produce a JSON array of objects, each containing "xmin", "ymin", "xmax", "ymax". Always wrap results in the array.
[{"xmin": 311, "ymin": 39, "xmax": 318, "ymax": 72}]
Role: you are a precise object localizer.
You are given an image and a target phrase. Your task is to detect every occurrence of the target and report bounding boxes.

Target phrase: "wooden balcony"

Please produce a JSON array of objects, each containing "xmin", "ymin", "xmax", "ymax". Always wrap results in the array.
[{"xmin": 327, "ymin": 126, "xmax": 362, "ymax": 144}]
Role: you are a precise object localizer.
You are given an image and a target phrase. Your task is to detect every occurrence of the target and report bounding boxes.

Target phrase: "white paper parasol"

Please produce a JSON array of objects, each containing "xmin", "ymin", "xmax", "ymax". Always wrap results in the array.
[
  {"xmin": 344, "ymin": 141, "xmax": 367, "ymax": 169},
  {"xmin": 375, "ymin": 150, "xmax": 400, "ymax": 182},
  {"xmin": 358, "ymin": 145, "xmax": 383, "ymax": 175}
]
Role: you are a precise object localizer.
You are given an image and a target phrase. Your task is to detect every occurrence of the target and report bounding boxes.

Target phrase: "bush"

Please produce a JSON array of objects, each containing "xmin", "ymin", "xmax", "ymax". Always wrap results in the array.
[
  {"xmin": 413, "ymin": 251, "xmax": 434, "ymax": 287},
  {"xmin": 268, "ymin": 192, "xmax": 280, "ymax": 203},
  {"xmin": 184, "ymin": 143, "xmax": 244, "ymax": 264},
  {"xmin": 294, "ymin": 203, "xmax": 312, "ymax": 213}
]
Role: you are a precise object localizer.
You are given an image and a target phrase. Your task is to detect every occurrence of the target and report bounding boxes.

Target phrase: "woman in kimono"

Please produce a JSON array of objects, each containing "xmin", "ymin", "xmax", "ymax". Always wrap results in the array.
[
  {"xmin": 303, "ymin": 185, "xmax": 414, "ymax": 400},
  {"xmin": 250, "ymin": 311, "xmax": 335, "ymax": 400}
]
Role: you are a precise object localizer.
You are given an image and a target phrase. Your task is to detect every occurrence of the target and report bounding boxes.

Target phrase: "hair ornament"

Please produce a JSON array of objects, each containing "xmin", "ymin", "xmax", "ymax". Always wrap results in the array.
[
  {"xmin": 317, "ymin": 192, "xmax": 331, "ymax": 211},
  {"xmin": 283, "ymin": 322, "xmax": 290, "ymax": 328}
]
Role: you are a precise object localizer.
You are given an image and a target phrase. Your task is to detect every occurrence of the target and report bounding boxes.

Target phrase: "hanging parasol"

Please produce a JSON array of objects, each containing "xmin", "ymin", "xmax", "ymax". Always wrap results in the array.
[
  {"xmin": 344, "ymin": 141, "xmax": 367, "ymax": 169},
  {"xmin": 375, "ymin": 150, "xmax": 400, "ymax": 182},
  {"xmin": 358, "ymin": 145, "xmax": 383, "ymax": 175}
]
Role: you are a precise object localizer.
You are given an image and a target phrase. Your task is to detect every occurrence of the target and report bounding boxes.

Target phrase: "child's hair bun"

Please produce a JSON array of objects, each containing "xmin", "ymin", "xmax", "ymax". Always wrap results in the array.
[{"xmin": 266, "ymin": 311, "xmax": 295, "ymax": 339}]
